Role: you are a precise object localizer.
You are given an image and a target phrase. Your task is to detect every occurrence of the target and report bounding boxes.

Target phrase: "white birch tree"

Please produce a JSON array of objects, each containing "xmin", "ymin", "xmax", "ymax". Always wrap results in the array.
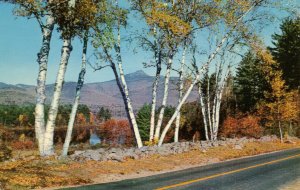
[
  {"xmin": 62, "ymin": 30, "xmax": 88, "ymax": 156},
  {"xmin": 158, "ymin": 1, "xmax": 262, "ymax": 145},
  {"xmin": 4, "ymin": 0, "xmax": 57, "ymax": 154},
  {"xmin": 174, "ymin": 44, "xmax": 187, "ymax": 142},
  {"xmin": 92, "ymin": 1, "xmax": 143, "ymax": 148},
  {"xmin": 41, "ymin": 0, "xmax": 100, "ymax": 155}
]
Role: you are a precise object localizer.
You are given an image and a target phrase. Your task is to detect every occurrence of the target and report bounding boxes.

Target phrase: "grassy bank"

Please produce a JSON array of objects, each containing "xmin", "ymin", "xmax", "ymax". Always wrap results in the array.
[{"xmin": 0, "ymin": 140, "xmax": 299, "ymax": 189}]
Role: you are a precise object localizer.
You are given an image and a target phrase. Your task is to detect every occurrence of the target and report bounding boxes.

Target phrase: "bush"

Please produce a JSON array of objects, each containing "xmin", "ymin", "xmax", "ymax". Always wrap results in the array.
[
  {"xmin": 0, "ymin": 143, "xmax": 12, "ymax": 162},
  {"xmin": 221, "ymin": 114, "xmax": 262, "ymax": 138},
  {"xmin": 99, "ymin": 119, "xmax": 134, "ymax": 146},
  {"xmin": 11, "ymin": 140, "xmax": 35, "ymax": 150}
]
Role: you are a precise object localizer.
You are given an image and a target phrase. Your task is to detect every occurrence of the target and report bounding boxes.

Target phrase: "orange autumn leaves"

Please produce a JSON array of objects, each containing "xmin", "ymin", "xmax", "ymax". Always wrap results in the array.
[{"xmin": 256, "ymin": 50, "xmax": 298, "ymax": 126}]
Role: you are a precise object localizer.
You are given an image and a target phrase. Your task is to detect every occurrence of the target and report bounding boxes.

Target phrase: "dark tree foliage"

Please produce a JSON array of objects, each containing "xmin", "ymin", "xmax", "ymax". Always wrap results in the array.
[
  {"xmin": 0, "ymin": 104, "xmax": 90, "ymax": 127},
  {"xmin": 97, "ymin": 107, "xmax": 112, "ymax": 122},
  {"xmin": 180, "ymin": 102, "xmax": 204, "ymax": 141},
  {"xmin": 234, "ymin": 52, "xmax": 269, "ymax": 112},
  {"xmin": 0, "ymin": 104, "xmax": 35, "ymax": 126},
  {"xmin": 136, "ymin": 104, "xmax": 151, "ymax": 141},
  {"xmin": 269, "ymin": 17, "xmax": 300, "ymax": 90}
]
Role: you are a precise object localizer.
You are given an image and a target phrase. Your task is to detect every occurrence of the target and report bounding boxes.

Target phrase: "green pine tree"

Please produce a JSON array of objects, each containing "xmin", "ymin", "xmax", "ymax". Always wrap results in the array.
[
  {"xmin": 136, "ymin": 104, "xmax": 151, "ymax": 141},
  {"xmin": 269, "ymin": 17, "xmax": 300, "ymax": 90},
  {"xmin": 234, "ymin": 52, "xmax": 269, "ymax": 112}
]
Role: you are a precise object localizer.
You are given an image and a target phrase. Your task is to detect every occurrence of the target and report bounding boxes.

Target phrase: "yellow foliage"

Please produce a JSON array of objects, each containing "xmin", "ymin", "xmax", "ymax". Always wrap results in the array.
[
  {"xmin": 19, "ymin": 134, "xmax": 26, "ymax": 142},
  {"xmin": 144, "ymin": 138, "xmax": 159, "ymax": 146},
  {"xmin": 147, "ymin": 10, "xmax": 191, "ymax": 36}
]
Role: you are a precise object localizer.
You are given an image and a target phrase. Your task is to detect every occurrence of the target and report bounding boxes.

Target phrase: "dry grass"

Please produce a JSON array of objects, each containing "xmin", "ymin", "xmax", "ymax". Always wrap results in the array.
[{"xmin": 0, "ymin": 140, "xmax": 299, "ymax": 189}]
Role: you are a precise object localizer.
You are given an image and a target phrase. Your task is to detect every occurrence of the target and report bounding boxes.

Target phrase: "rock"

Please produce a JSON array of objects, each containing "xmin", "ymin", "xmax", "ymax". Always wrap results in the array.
[
  {"xmin": 140, "ymin": 146, "xmax": 148, "ymax": 152},
  {"xmin": 212, "ymin": 141, "xmax": 219, "ymax": 147},
  {"xmin": 260, "ymin": 135, "xmax": 278, "ymax": 142},
  {"xmin": 109, "ymin": 148, "xmax": 118, "ymax": 153},
  {"xmin": 108, "ymin": 153, "xmax": 123, "ymax": 162},
  {"xmin": 74, "ymin": 150, "xmax": 85, "ymax": 156},
  {"xmin": 234, "ymin": 144, "xmax": 243, "ymax": 150}
]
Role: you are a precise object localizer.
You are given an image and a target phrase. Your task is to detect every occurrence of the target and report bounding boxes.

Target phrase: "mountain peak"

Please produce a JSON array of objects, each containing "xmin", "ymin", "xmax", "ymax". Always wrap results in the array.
[
  {"xmin": 124, "ymin": 70, "xmax": 150, "ymax": 81},
  {"xmin": 127, "ymin": 70, "xmax": 148, "ymax": 76}
]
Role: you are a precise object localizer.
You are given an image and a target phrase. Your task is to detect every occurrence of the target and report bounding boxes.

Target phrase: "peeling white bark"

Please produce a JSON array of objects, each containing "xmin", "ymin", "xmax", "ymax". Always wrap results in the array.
[
  {"xmin": 198, "ymin": 83, "xmax": 209, "ymax": 140},
  {"xmin": 174, "ymin": 46, "xmax": 186, "ymax": 142},
  {"xmin": 35, "ymin": 14, "xmax": 55, "ymax": 154},
  {"xmin": 158, "ymin": 26, "xmax": 232, "ymax": 146},
  {"xmin": 43, "ymin": 39, "xmax": 73, "ymax": 156},
  {"xmin": 62, "ymin": 31, "xmax": 88, "ymax": 156},
  {"xmin": 154, "ymin": 54, "xmax": 173, "ymax": 140},
  {"xmin": 114, "ymin": 25, "xmax": 143, "ymax": 148},
  {"xmin": 159, "ymin": 74, "xmax": 200, "ymax": 146},
  {"xmin": 149, "ymin": 27, "xmax": 162, "ymax": 142}
]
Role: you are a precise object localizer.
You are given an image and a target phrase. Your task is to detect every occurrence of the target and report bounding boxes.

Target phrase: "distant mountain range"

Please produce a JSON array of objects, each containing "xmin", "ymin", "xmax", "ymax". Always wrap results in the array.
[{"xmin": 0, "ymin": 70, "xmax": 198, "ymax": 109}]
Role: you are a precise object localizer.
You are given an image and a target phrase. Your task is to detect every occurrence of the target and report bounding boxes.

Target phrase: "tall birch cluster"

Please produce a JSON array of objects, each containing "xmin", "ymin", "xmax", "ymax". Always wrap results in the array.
[
  {"xmin": 6, "ymin": 0, "xmax": 103, "ymax": 156},
  {"xmin": 2, "ymin": 0, "xmax": 294, "ymax": 156}
]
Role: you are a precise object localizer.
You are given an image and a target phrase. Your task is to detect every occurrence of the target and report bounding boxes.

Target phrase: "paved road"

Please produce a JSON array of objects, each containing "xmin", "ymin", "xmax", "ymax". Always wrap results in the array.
[{"xmin": 63, "ymin": 148, "xmax": 300, "ymax": 190}]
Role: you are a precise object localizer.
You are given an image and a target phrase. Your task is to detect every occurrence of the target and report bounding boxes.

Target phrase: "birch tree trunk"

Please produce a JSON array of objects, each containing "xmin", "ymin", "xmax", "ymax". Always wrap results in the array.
[
  {"xmin": 279, "ymin": 120, "xmax": 283, "ymax": 143},
  {"xmin": 159, "ymin": 74, "xmax": 200, "ymax": 145},
  {"xmin": 43, "ymin": 39, "xmax": 73, "ymax": 155},
  {"xmin": 109, "ymin": 59, "xmax": 144, "ymax": 148},
  {"xmin": 157, "ymin": 0, "xmax": 255, "ymax": 145},
  {"xmin": 158, "ymin": 27, "xmax": 232, "ymax": 146},
  {"xmin": 149, "ymin": 56, "xmax": 162, "ymax": 142},
  {"xmin": 213, "ymin": 69, "xmax": 230, "ymax": 140},
  {"xmin": 114, "ymin": 28, "xmax": 143, "ymax": 148},
  {"xmin": 174, "ymin": 46, "xmax": 186, "ymax": 142},
  {"xmin": 149, "ymin": 27, "xmax": 162, "ymax": 142},
  {"xmin": 62, "ymin": 31, "xmax": 88, "ymax": 156},
  {"xmin": 154, "ymin": 54, "xmax": 173, "ymax": 140},
  {"xmin": 35, "ymin": 14, "xmax": 55, "ymax": 154},
  {"xmin": 198, "ymin": 84, "xmax": 209, "ymax": 140}
]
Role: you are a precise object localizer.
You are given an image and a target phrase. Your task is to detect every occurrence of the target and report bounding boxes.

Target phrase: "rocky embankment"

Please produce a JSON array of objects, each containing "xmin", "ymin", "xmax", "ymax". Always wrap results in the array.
[{"xmin": 70, "ymin": 136, "xmax": 282, "ymax": 162}]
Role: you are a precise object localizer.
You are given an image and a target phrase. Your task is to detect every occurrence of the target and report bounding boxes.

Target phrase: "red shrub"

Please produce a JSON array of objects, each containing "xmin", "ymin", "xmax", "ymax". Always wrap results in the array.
[
  {"xmin": 11, "ymin": 140, "xmax": 35, "ymax": 150},
  {"xmin": 99, "ymin": 119, "xmax": 134, "ymax": 146},
  {"xmin": 221, "ymin": 114, "xmax": 262, "ymax": 138}
]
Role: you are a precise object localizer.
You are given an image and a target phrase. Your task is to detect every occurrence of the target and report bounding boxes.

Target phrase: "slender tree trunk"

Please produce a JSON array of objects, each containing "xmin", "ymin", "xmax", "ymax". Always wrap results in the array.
[
  {"xmin": 213, "ymin": 69, "xmax": 230, "ymax": 140},
  {"xmin": 149, "ymin": 57, "xmax": 162, "ymax": 142},
  {"xmin": 114, "ymin": 28, "xmax": 143, "ymax": 148},
  {"xmin": 154, "ymin": 54, "xmax": 173, "ymax": 140},
  {"xmin": 110, "ymin": 61, "xmax": 144, "ymax": 147},
  {"xmin": 43, "ymin": 39, "xmax": 73, "ymax": 156},
  {"xmin": 143, "ymin": 0, "xmax": 255, "ymax": 146},
  {"xmin": 207, "ymin": 77, "xmax": 214, "ymax": 140},
  {"xmin": 35, "ymin": 15, "xmax": 55, "ymax": 154},
  {"xmin": 174, "ymin": 46, "xmax": 186, "ymax": 142},
  {"xmin": 158, "ymin": 75, "xmax": 200, "ymax": 146},
  {"xmin": 289, "ymin": 121, "xmax": 293, "ymax": 136},
  {"xmin": 149, "ymin": 27, "xmax": 162, "ymax": 142},
  {"xmin": 279, "ymin": 120, "xmax": 283, "ymax": 143},
  {"xmin": 198, "ymin": 84, "xmax": 209, "ymax": 140},
  {"xmin": 158, "ymin": 29, "xmax": 231, "ymax": 146},
  {"xmin": 62, "ymin": 31, "xmax": 88, "ymax": 156}
]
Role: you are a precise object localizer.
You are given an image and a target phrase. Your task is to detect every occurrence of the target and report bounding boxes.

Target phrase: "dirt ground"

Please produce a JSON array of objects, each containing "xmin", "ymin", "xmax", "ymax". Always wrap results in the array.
[{"xmin": 0, "ymin": 140, "xmax": 299, "ymax": 190}]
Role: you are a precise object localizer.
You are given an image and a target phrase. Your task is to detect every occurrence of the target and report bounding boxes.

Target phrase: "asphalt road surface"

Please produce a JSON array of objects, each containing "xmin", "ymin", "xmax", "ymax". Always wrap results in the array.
[{"xmin": 63, "ymin": 148, "xmax": 300, "ymax": 190}]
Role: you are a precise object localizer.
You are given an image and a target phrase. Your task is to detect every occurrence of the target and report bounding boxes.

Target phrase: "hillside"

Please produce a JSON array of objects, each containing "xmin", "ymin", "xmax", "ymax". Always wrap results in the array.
[{"xmin": 0, "ymin": 70, "xmax": 198, "ymax": 109}]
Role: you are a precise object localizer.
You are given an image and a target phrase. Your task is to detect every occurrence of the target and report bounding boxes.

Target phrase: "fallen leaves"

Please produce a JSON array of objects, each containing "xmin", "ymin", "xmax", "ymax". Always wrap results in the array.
[{"xmin": 0, "ymin": 140, "xmax": 299, "ymax": 189}]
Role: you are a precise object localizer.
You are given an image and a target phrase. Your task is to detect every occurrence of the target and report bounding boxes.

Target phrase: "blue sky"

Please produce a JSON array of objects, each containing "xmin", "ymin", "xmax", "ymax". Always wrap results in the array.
[{"xmin": 0, "ymin": 2, "xmax": 297, "ymax": 85}]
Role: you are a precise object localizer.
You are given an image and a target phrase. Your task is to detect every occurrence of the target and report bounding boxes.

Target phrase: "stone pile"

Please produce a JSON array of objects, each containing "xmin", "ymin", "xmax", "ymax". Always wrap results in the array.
[{"xmin": 70, "ymin": 135, "xmax": 279, "ymax": 162}]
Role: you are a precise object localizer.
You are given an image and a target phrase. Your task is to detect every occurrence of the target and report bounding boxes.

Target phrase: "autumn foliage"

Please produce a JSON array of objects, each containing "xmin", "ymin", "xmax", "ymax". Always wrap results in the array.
[
  {"xmin": 99, "ymin": 119, "xmax": 134, "ymax": 146},
  {"xmin": 221, "ymin": 114, "xmax": 262, "ymax": 138}
]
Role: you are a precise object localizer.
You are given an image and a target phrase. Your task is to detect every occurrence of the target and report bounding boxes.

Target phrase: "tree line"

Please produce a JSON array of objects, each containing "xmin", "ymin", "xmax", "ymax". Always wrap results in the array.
[{"xmin": 0, "ymin": 104, "xmax": 112, "ymax": 126}]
